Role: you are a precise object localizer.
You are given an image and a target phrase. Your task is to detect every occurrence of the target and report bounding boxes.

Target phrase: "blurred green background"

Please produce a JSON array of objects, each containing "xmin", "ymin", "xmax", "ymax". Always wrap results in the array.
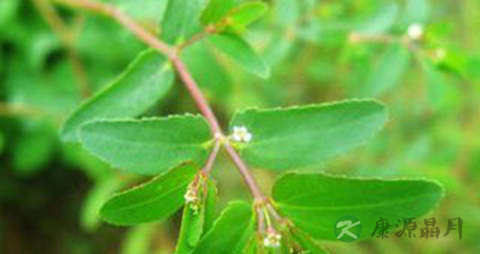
[{"xmin": 0, "ymin": 0, "xmax": 479, "ymax": 253}]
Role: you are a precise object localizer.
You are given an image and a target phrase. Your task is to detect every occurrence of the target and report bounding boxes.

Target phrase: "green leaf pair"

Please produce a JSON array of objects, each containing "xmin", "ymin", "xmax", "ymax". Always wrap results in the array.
[
  {"xmin": 200, "ymin": 0, "xmax": 270, "ymax": 78},
  {"xmin": 74, "ymin": 99, "xmax": 387, "ymax": 175}
]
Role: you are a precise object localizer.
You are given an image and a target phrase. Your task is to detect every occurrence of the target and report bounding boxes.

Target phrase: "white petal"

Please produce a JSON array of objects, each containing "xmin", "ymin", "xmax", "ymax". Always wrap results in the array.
[{"xmin": 244, "ymin": 133, "xmax": 252, "ymax": 142}]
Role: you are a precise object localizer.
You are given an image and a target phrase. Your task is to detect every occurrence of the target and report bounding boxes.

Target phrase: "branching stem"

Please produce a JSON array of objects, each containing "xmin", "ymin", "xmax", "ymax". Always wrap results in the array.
[{"xmin": 52, "ymin": 0, "xmax": 271, "ymax": 204}]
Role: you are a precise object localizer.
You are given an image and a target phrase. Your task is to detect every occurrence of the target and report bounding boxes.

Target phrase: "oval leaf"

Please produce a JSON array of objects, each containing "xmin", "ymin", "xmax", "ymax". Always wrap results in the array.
[
  {"xmin": 272, "ymin": 172, "xmax": 444, "ymax": 241},
  {"xmin": 229, "ymin": 99, "xmax": 387, "ymax": 171},
  {"xmin": 61, "ymin": 50, "xmax": 174, "ymax": 142},
  {"xmin": 100, "ymin": 163, "xmax": 198, "ymax": 225},
  {"xmin": 79, "ymin": 115, "xmax": 211, "ymax": 175}
]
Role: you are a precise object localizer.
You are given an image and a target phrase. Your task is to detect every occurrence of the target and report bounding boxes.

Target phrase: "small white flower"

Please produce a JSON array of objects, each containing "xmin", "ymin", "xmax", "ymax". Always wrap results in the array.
[
  {"xmin": 263, "ymin": 231, "xmax": 282, "ymax": 248},
  {"xmin": 231, "ymin": 126, "xmax": 252, "ymax": 143},
  {"xmin": 407, "ymin": 23, "xmax": 424, "ymax": 40},
  {"xmin": 184, "ymin": 188, "xmax": 201, "ymax": 214}
]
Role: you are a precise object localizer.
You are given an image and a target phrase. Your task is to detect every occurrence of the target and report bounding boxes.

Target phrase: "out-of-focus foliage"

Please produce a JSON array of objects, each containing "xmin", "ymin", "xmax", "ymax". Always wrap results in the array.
[{"xmin": 1, "ymin": 0, "xmax": 479, "ymax": 253}]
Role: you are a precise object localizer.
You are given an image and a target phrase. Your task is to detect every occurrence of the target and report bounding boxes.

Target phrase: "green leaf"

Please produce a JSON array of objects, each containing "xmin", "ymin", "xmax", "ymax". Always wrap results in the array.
[
  {"xmin": 161, "ymin": 0, "xmax": 207, "ymax": 44},
  {"xmin": 175, "ymin": 176, "xmax": 216, "ymax": 254},
  {"xmin": 289, "ymin": 228, "xmax": 328, "ymax": 254},
  {"xmin": 229, "ymin": 99, "xmax": 387, "ymax": 171},
  {"xmin": 203, "ymin": 178, "xmax": 218, "ymax": 232},
  {"xmin": 117, "ymin": 0, "xmax": 169, "ymax": 25},
  {"xmin": 79, "ymin": 115, "xmax": 212, "ymax": 175},
  {"xmin": 13, "ymin": 123, "xmax": 56, "ymax": 175},
  {"xmin": 182, "ymin": 41, "xmax": 232, "ymax": 99},
  {"xmin": 227, "ymin": 2, "xmax": 268, "ymax": 29},
  {"xmin": 201, "ymin": 0, "xmax": 237, "ymax": 25},
  {"xmin": 363, "ymin": 43, "xmax": 410, "ymax": 97},
  {"xmin": 401, "ymin": 0, "xmax": 431, "ymax": 26},
  {"xmin": 355, "ymin": 3, "xmax": 399, "ymax": 35},
  {"xmin": 121, "ymin": 224, "xmax": 157, "ymax": 254},
  {"xmin": 191, "ymin": 201, "xmax": 254, "ymax": 254},
  {"xmin": 272, "ymin": 172, "xmax": 444, "ymax": 241},
  {"xmin": 81, "ymin": 177, "xmax": 128, "ymax": 232},
  {"xmin": 274, "ymin": 0, "xmax": 300, "ymax": 27},
  {"xmin": 0, "ymin": 0, "xmax": 19, "ymax": 29},
  {"xmin": 61, "ymin": 50, "xmax": 174, "ymax": 142},
  {"xmin": 209, "ymin": 33, "xmax": 270, "ymax": 78},
  {"xmin": 422, "ymin": 60, "xmax": 461, "ymax": 112},
  {"xmin": 100, "ymin": 163, "xmax": 198, "ymax": 225}
]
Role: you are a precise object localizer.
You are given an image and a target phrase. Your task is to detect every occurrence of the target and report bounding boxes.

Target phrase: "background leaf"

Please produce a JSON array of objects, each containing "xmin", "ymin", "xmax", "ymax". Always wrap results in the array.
[
  {"xmin": 230, "ymin": 99, "xmax": 387, "ymax": 171},
  {"xmin": 100, "ymin": 163, "xmax": 198, "ymax": 225},
  {"xmin": 273, "ymin": 172, "xmax": 444, "ymax": 241},
  {"xmin": 161, "ymin": 0, "xmax": 207, "ymax": 44},
  {"xmin": 362, "ymin": 43, "xmax": 411, "ymax": 97},
  {"xmin": 121, "ymin": 224, "xmax": 157, "ymax": 254},
  {"xmin": 209, "ymin": 33, "xmax": 270, "ymax": 78},
  {"xmin": 227, "ymin": 2, "xmax": 268, "ymax": 30},
  {"xmin": 201, "ymin": 0, "xmax": 236, "ymax": 25},
  {"xmin": 61, "ymin": 50, "xmax": 174, "ymax": 142},
  {"xmin": 79, "ymin": 115, "xmax": 211, "ymax": 175}
]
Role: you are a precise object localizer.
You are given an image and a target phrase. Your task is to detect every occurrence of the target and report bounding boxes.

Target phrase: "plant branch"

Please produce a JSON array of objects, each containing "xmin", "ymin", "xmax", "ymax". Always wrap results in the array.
[
  {"xmin": 52, "ymin": 0, "xmax": 176, "ymax": 59},
  {"xmin": 52, "ymin": 0, "xmax": 269, "ymax": 203},
  {"xmin": 201, "ymin": 137, "xmax": 221, "ymax": 174},
  {"xmin": 32, "ymin": 0, "xmax": 90, "ymax": 97}
]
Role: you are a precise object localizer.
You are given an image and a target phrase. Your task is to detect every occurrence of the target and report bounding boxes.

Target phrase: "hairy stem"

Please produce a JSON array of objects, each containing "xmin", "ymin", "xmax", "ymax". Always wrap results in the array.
[{"xmin": 52, "ymin": 0, "xmax": 268, "ymax": 202}]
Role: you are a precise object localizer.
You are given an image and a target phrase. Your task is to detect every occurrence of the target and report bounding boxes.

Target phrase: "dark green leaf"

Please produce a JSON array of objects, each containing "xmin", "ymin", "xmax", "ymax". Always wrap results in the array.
[
  {"xmin": 61, "ymin": 50, "xmax": 174, "ymax": 142},
  {"xmin": 79, "ymin": 115, "xmax": 211, "ymax": 175},
  {"xmin": 209, "ymin": 33, "xmax": 270, "ymax": 78},
  {"xmin": 229, "ymin": 99, "xmax": 387, "ymax": 171},
  {"xmin": 100, "ymin": 163, "xmax": 198, "ymax": 225},
  {"xmin": 272, "ymin": 172, "xmax": 444, "ymax": 241}
]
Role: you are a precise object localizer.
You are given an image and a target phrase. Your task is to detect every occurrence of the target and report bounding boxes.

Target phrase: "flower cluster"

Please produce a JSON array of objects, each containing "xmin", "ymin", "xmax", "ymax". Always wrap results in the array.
[{"xmin": 231, "ymin": 126, "xmax": 253, "ymax": 143}]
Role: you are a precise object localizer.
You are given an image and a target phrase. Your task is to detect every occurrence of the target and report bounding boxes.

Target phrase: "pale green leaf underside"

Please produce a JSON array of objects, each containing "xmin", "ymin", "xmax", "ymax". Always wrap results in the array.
[
  {"xmin": 363, "ymin": 43, "xmax": 410, "ymax": 97},
  {"xmin": 79, "ymin": 115, "xmax": 212, "ymax": 175},
  {"xmin": 209, "ymin": 33, "xmax": 270, "ymax": 78},
  {"xmin": 100, "ymin": 163, "xmax": 198, "ymax": 225},
  {"xmin": 230, "ymin": 99, "xmax": 387, "ymax": 171},
  {"xmin": 61, "ymin": 49, "xmax": 174, "ymax": 142},
  {"xmin": 273, "ymin": 172, "xmax": 444, "ymax": 241},
  {"xmin": 191, "ymin": 201, "xmax": 254, "ymax": 254}
]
